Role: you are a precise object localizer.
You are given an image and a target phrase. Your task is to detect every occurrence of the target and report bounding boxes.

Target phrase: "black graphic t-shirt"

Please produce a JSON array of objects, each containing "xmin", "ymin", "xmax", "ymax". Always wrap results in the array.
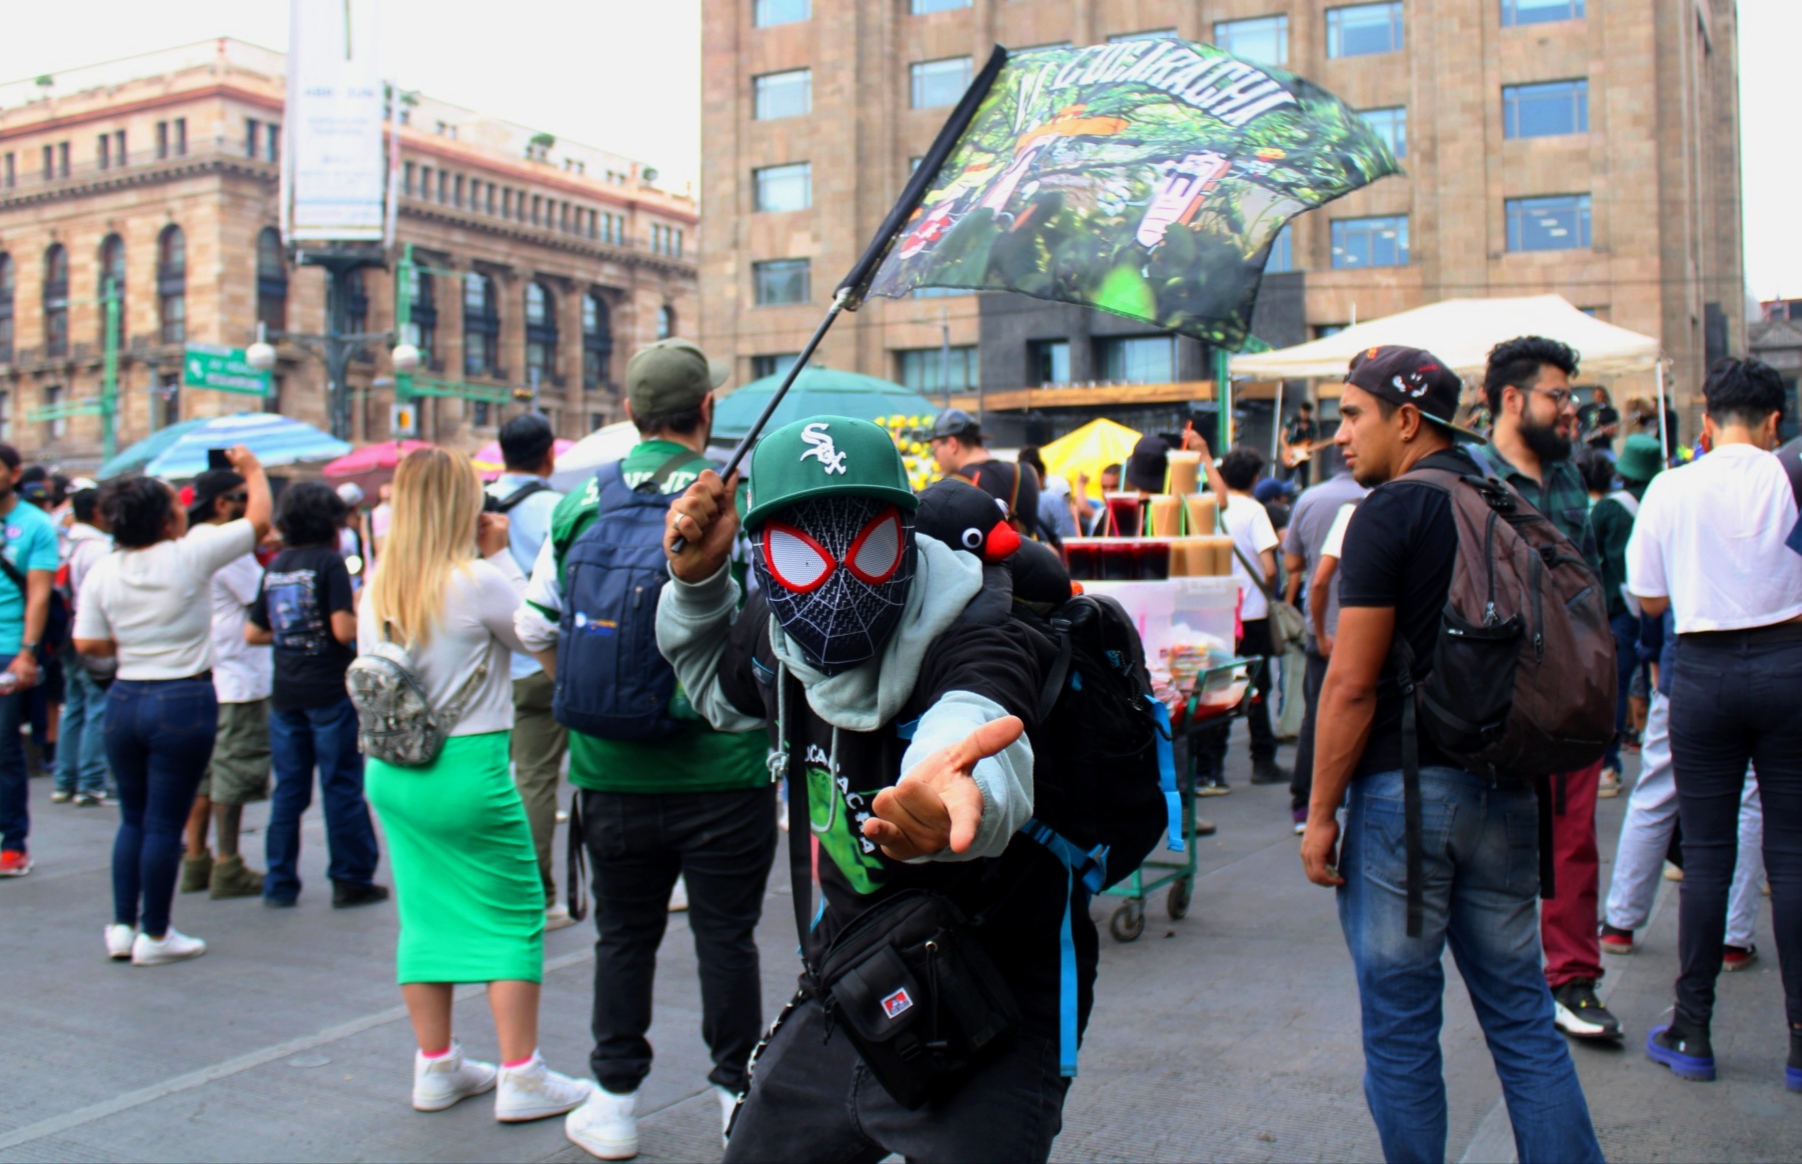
[{"xmin": 250, "ymin": 545, "xmax": 357, "ymax": 711}]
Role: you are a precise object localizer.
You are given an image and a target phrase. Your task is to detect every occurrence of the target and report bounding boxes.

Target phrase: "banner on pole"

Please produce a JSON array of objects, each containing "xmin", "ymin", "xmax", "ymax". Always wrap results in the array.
[
  {"xmin": 287, "ymin": 0, "xmax": 387, "ymax": 243},
  {"xmin": 850, "ymin": 39, "xmax": 1401, "ymax": 350}
]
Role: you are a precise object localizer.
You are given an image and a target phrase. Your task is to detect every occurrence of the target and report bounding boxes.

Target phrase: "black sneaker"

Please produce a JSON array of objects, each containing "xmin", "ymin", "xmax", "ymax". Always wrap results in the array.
[
  {"xmin": 1553, "ymin": 979, "xmax": 1623, "ymax": 1040},
  {"xmin": 332, "ymin": 881, "xmax": 391, "ymax": 909},
  {"xmin": 1249, "ymin": 758, "xmax": 1292, "ymax": 785},
  {"xmin": 1787, "ymin": 1027, "xmax": 1802, "ymax": 1093},
  {"xmin": 1647, "ymin": 1022, "xmax": 1715, "ymax": 1081}
]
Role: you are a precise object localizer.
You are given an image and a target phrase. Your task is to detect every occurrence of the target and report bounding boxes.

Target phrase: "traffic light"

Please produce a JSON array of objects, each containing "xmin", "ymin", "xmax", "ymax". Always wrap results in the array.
[{"xmin": 512, "ymin": 385, "xmax": 535, "ymax": 403}]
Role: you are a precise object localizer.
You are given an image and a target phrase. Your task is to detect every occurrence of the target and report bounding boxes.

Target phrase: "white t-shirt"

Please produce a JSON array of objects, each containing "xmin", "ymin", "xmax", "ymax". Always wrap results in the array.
[
  {"xmin": 75, "ymin": 520, "xmax": 258, "ymax": 681},
  {"xmin": 1320, "ymin": 502, "xmax": 1358, "ymax": 561},
  {"xmin": 1625, "ymin": 442, "xmax": 1802, "ymax": 633},
  {"xmin": 1221, "ymin": 493, "xmax": 1280, "ymax": 621},
  {"xmin": 357, "ymin": 553, "xmax": 528, "ymax": 737},
  {"xmin": 211, "ymin": 551, "xmax": 273, "ymax": 704}
]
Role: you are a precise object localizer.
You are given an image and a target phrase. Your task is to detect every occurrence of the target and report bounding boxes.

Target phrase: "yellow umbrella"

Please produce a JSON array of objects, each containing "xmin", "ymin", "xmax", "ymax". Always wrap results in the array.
[{"xmin": 1040, "ymin": 418, "xmax": 1142, "ymax": 500}]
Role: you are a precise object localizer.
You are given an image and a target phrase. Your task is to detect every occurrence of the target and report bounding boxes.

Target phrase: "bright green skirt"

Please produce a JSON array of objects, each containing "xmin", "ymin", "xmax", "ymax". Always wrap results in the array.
[{"xmin": 365, "ymin": 732, "xmax": 545, "ymax": 985}]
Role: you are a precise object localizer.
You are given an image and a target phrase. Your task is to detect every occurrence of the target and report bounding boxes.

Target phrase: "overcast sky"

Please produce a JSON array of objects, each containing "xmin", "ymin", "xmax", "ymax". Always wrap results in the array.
[{"xmin": 2, "ymin": 0, "xmax": 1796, "ymax": 299}]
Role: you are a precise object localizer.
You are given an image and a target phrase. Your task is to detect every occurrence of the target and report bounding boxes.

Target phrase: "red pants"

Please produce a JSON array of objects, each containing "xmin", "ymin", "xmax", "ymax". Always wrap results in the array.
[{"xmin": 1542, "ymin": 760, "xmax": 1603, "ymax": 988}]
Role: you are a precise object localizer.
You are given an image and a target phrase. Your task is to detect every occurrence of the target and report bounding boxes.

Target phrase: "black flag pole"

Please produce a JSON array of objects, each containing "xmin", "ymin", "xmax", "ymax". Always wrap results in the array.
[{"xmin": 671, "ymin": 45, "xmax": 1009, "ymax": 552}]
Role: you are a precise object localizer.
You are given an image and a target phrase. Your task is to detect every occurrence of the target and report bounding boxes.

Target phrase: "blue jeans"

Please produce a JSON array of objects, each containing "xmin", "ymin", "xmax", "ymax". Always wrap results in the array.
[
  {"xmin": 106, "ymin": 678, "xmax": 217, "ymax": 936},
  {"xmin": 1606, "ymin": 611, "xmax": 1640, "ymax": 772},
  {"xmin": 0, "ymin": 658, "xmax": 26, "ymax": 852},
  {"xmin": 1338, "ymin": 766, "xmax": 1602, "ymax": 1164},
  {"xmin": 56, "ymin": 663, "xmax": 112, "ymax": 797},
  {"xmin": 264, "ymin": 697, "xmax": 378, "ymax": 903}
]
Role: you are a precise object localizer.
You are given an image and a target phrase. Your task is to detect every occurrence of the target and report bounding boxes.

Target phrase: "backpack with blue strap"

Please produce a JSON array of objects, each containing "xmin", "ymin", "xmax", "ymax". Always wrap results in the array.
[
  {"xmin": 1012, "ymin": 591, "xmax": 1179, "ymax": 1079},
  {"xmin": 552, "ymin": 451, "xmax": 704, "ymax": 740}
]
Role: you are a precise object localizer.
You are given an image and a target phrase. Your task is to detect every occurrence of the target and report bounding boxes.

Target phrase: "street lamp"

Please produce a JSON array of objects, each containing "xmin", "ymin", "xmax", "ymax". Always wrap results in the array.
[{"xmin": 391, "ymin": 342, "xmax": 421, "ymax": 373}]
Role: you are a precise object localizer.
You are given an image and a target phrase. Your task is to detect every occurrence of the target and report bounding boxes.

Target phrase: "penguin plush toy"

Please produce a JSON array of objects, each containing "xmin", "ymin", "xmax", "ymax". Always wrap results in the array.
[{"xmin": 916, "ymin": 477, "xmax": 1072, "ymax": 613}]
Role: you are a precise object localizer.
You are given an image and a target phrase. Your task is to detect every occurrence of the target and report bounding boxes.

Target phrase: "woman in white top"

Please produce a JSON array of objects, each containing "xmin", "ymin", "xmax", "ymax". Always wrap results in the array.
[
  {"xmin": 358, "ymin": 448, "xmax": 591, "ymax": 1121},
  {"xmin": 72, "ymin": 447, "xmax": 272, "ymax": 967}
]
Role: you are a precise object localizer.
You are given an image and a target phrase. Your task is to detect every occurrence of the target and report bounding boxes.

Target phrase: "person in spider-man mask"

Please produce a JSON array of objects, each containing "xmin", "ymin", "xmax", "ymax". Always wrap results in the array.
[{"xmin": 656, "ymin": 417, "xmax": 1087, "ymax": 1163}]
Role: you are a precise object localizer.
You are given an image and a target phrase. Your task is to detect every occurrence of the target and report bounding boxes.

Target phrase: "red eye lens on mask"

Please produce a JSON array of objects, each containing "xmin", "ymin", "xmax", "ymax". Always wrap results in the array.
[{"xmin": 761, "ymin": 506, "xmax": 905, "ymax": 593}]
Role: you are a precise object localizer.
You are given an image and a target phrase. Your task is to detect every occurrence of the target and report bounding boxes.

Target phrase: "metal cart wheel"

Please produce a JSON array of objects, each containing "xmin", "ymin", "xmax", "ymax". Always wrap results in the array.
[
  {"xmin": 1166, "ymin": 876, "xmax": 1193, "ymax": 920},
  {"xmin": 1110, "ymin": 898, "xmax": 1146, "ymax": 942}
]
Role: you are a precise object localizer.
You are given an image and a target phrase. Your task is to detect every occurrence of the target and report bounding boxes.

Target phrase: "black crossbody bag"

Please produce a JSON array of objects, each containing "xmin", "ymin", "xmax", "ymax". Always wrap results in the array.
[{"xmin": 782, "ymin": 691, "xmax": 1021, "ymax": 1110}]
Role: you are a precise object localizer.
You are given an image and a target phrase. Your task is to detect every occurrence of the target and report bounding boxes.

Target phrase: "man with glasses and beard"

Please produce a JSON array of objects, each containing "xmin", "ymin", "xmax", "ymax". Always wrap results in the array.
[{"xmin": 1478, "ymin": 336, "xmax": 1620, "ymax": 1045}]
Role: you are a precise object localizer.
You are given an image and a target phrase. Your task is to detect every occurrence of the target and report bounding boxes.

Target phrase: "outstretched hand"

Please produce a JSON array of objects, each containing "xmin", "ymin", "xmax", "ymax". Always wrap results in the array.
[{"xmin": 863, "ymin": 716, "xmax": 1025, "ymax": 861}]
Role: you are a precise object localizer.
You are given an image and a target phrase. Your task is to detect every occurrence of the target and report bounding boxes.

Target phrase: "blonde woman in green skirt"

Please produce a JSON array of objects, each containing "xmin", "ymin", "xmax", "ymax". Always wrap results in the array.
[{"xmin": 359, "ymin": 448, "xmax": 592, "ymax": 1120}]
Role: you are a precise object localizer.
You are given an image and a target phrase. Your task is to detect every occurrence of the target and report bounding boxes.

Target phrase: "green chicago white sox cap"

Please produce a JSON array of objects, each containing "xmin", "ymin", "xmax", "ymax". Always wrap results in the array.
[{"xmin": 741, "ymin": 416, "xmax": 918, "ymax": 530}]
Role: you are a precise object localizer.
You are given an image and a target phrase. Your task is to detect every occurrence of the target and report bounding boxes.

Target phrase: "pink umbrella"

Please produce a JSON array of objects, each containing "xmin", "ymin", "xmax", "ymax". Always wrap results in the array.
[
  {"xmin": 322, "ymin": 440, "xmax": 435, "ymax": 495},
  {"xmin": 472, "ymin": 438, "xmax": 576, "ymax": 481}
]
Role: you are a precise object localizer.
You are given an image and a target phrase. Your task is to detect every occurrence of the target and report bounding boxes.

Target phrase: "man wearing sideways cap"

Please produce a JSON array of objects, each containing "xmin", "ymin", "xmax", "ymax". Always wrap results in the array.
[
  {"xmin": 1300, "ymin": 346, "xmax": 1602, "ymax": 1163},
  {"xmin": 514, "ymin": 340, "xmax": 778, "ymax": 1160}
]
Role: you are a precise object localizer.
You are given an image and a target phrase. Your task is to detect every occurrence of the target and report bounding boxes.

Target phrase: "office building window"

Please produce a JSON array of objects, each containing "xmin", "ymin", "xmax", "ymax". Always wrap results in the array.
[
  {"xmin": 752, "ymin": 353, "xmax": 801, "ymax": 380},
  {"xmin": 455, "ymin": 174, "xmax": 465, "ymax": 208},
  {"xmin": 345, "ymin": 269, "xmax": 369, "ymax": 336},
  {"xmin": 1214, "ymin": 16, "xmax": 1289, "ymax": 66},
  {"xmin": 1029, "ymin": 339, "xmax": 1071, "ymax": 386},
  {"xmin": 1097, "ymin": 335, "xmax": 1176, "ymax": 384},
  {"xmin": 98, "ymin": 234, "xmax": 125, "ymax": 345},
  {"xmin": 2, "ymin": 153, "xmax": 12, "ymax": 189},
  {"xmin": 471, "ymin": 400, "xmax": 491, "ymax": 427},
  {"xmin": 1327, "ymin": 3, "xmax": 1405, "ymax": 57},
  {"xmin": 0, "ymin": 392, "xmax": 9, "ymax": 438},
  {"xmin": 895, "ymin": 346, "xmax": 977, "ymax": 393},
  {"xmin": 912, "ymin": 0, "xmax": 969, "ymax": 11},
  {"xmin": 911, "ymin": 57, "xmax": 973, "ymax": 108},
  {"xmin": 404, "ymin": 161, "xmax": 415, "ymax": 196},
  {"xmin": 1503, "ymin": 79, "xmax": 1589, "ymax": 138},
  {"xmin": 158, "ymin": 226, "xmax": 187, "ymax": 343},
  {"xmin": 246, "ymin": 118, "xmax": 261, "ymax": 158},
  {"xmin": 1506, "ymin": 194, "xmax": 1591, "ymax": 251},
  {"xmin": 753, "ymin": 259, "xmax": 811, "ymax": 306},
  {"xmin": 1264, "ymin": 223, "xmax": 1295, "ymax": 273},
  {"xmin": 403, "ymin": 268, "xmax": 437, "ymax": 365},
  {"xmin": 1331, "ymin": 215, "xmax": 1410, "ymax": 267},
  {"xmin": 657, "ymin": 305, "xmax": 675, "ymax": 340},
  {"xmin": 753, "ymin": 69, "xmax": 813, "ymax": 120},
  {"xmin": 43, "ymin": 244, "xmax": 68, "ymax": 359},
  {"xmin": 583, "ymin": 290, "xmax": 612, "ymax": 390},
  {"xmin": 0, "ymin": 254, "xmax": 12, "ymax": 364},
  {"xmin": 156, "ymin": 121, "xmax": 169, "ymax": 160},
  {"xmin": 43, "ymin": 385, "xmax": 65, "ymax": 440},
  {"xmin": 1107, "ymin": 29, "xmax": 1176, "ymax": 42},
  {"xmin": 256, "ymin": 227, "xmax": 288, "ymax": 332},
  {"xmin": 267, "ymin": 123, "xmax": 280, "ymax": 163},
  {"xmin": 754, "ymin": 0, "xmax": 809, "ymax": 27},
  {"xmin": 526, "ymin": 281, "xmax": 558, "ymax": 384},
  {"xmin": 57, "ymin": 142, "xmax": 69, "ymax": 178},
  {"xmin": 98, "ymin": 132, "xmax": 112, "ymax": 169},
  {"xmin": 754, "ymin": 162, "xmax": 812, "ymax": 212},
  {"xmin": 1360, "ymin": 106, "xmax": 1408, "ymax": 157},
  {"xmin": 464, "ymin": 273, "xmax": 501, "ymax": 378},
  {"xmin": 1502, "ymin": 0, "xmax": 1584, "ymax": 26},
  {"xmin": 158, "ymin": 372, "xmax": 181, "ymax": 427},
  {"xmin": 173, "ymin": 118, "xmax": 187, "ymax": 156}
]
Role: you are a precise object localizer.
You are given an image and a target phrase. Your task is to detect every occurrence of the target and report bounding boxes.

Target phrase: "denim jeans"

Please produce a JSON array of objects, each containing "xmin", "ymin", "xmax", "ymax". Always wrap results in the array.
[
  {"xmin": 724, "ymin": 998, "xmax": 1066, "ymax": 1163},
  {"xmin": 105, "ymin": 678, "xmax": 217, "ymax": 936},
  {"xmin": 264, "ymin": 697, "xmax": 378, "ymax": 903},
  {"xmin": 0, "ymin": 657, "xmax": 26, "ymax": 853},
  {"xmin": 1669, "ymin": 631, "xmax": 1802, "ymax": 1032},
  {"xmin": 581, "ymin": 786, "xmax": 777, "ymax": 1095},
  {"xmin": 55, "ymin": 663, "xmax": 112, "ymax": 797},
  {"xmin": 1338, "ymin": 766, "xmax": 1602, "ymax": 1164}
]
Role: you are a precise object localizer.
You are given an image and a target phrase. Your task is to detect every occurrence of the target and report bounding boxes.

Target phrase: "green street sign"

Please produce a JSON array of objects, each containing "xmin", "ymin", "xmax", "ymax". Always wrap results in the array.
[{"xmin": 183, "ymin": 344, "xmax": 271, "ymax": 396}]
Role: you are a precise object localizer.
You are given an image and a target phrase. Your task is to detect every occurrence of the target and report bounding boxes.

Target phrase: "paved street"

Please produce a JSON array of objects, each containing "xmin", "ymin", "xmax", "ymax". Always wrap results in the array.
[{"xmin": 3, "ymin": 730, "xmax": 1798, "ymax": 1164}]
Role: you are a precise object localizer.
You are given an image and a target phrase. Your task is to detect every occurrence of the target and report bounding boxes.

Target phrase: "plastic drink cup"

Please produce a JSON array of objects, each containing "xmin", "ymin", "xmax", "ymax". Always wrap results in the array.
[
  {"xmin": 1105, "ymin": 494, "xmax": 1144, "ymax": 537},
  {"xmin": 1184, "ymin": 493, "xmax": 1217, "ymax": 536},
  {"xmin": 1147, "ymin": 494, "xmax": 1182, "ymax": 537},
  {"xmin": 1166, "ymin": 451, "xmax": 1201, "ymax": 496}
]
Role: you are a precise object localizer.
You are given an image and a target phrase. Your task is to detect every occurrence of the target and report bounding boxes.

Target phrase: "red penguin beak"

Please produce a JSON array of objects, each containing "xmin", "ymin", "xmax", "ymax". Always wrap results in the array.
[{"xmin": 983, "ymin": 521, "xmax": 1022, "ymax": 562}]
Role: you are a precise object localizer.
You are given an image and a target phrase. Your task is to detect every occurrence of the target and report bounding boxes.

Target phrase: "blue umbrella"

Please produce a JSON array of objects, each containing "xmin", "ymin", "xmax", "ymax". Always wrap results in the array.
[{"xmin": 99, "ymin": 413, "xmax": 353, "ymax": 480}]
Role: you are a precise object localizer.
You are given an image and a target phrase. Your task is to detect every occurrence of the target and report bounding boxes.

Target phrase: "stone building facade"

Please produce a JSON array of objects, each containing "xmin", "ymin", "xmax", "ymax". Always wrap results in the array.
[
  {"xmin": 700, "ymin": 0, "xmax": 1744, "ymax": 430},
  {"xmin": 0, "ymin": 39, "xmax": 698, "ymax": 469}
]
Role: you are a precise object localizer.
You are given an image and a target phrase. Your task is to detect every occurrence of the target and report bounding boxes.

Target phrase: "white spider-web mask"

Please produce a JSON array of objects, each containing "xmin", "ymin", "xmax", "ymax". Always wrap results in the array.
[{"xmin": 752, "ymin": 496, "xmax": 916, "ymax": 676}]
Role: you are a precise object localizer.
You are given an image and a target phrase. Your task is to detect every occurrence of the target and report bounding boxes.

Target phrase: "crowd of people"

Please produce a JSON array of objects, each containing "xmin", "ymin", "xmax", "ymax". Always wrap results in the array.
[{"xmin": 1, "ymin": 325, "xmax": 1797, "ymax": 1163}]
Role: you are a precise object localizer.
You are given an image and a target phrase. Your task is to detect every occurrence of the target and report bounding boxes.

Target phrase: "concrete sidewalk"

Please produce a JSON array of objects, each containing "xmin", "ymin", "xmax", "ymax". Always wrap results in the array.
[{"xmin": 1, "ymin": 732, "xmax": 1796, "ymax": 1163}]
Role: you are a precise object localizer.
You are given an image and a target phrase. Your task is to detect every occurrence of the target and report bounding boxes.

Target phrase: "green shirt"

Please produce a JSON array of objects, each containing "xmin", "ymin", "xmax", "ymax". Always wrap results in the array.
[
  {"xmin": 1480, "ymin": 442, "xmax": 1601, "ymax": 574},
  {"xmin": 1590, "ymin": 486, "xmax": 1643, "ymax": 619},
  {"xmin": 539, "ymin": 439, "xmax": 769, "ymax": 795}
]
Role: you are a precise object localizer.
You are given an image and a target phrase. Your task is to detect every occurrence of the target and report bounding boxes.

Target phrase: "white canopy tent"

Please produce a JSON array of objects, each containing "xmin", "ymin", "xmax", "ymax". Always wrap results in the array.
[{"xmin": 1228, "ymin": 294, "xmax": 1669, "ymax": 452}]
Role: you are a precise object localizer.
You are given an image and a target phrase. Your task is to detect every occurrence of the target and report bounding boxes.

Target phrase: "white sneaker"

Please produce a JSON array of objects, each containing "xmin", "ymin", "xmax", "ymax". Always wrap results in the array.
[
  {"xmin": 545, "ymin": 901, "xmax": 576, "ymax": 932},
  {"xmin": 494, "ymin": 1051, "xmax": 592, "ymax": 1123},
  {"xmin": 565, "ymin": 1086, "xmax": 638, "ymax": 1160},
  {"xmin": 668, "ymin": 875, "xmax": 689, "ymax": 913},
  {"xmin": 131, "ymin": 928, "xmax": 206, "ymax": 966},
  {"xmin": 413, "ymin": 1041, "xmax": 498, "ymax": 1111},
  {"xmin": 715, "ymin": 1084, "xmax": 740, "ymax": 1146},
  {"xmin": 104, "ymin": 924, "xmax": 136, "ymax": 961}
]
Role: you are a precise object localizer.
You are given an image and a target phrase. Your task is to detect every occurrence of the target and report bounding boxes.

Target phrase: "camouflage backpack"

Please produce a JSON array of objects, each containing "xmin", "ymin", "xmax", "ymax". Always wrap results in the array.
[{"xmin": 346, "ymin": 627, "xmax": 489, "ymax": 768}]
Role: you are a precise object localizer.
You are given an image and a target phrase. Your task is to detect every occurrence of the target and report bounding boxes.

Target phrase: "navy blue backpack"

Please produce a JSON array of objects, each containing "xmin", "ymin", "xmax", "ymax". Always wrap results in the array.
[{"xmin": 552, "ymin": 453, "xmax": 701, "ymax": 740}]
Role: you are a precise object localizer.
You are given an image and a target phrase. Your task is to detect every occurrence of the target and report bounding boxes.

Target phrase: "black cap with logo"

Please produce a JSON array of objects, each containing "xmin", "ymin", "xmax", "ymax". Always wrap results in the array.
[{"xmin": 1345, "ymin": 345, "xmax": 1485, "ymax": 443}]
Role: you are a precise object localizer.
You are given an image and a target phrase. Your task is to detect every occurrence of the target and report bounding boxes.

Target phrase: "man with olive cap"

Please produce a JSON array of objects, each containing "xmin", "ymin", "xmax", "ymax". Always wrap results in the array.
[
  {"xmin": 655, "ymin": 415, "xmax": 1083, "ymax": 1162},
  {"xmin": 515, "ymin": 339, "xmax": 778, "ymax": 1160}
]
